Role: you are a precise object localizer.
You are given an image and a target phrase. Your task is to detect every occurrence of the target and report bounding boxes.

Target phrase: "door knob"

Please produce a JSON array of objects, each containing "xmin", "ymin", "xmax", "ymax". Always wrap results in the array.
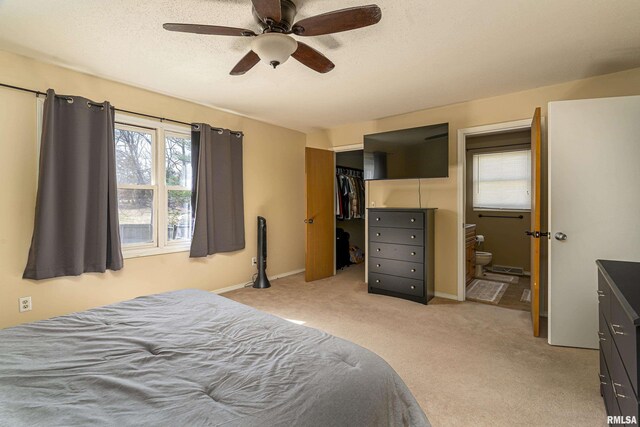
[
  {"xmin": 554, "ymin": 232, "xmax": 567, "ymax": 241},
  {"xmin": 304, "ymin": 218, "xmax": 314, "ymax": 224}
]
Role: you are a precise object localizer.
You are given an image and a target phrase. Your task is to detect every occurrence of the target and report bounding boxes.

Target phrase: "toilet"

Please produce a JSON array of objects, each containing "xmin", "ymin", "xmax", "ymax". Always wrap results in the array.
[{"xmin": 475, "ymin": 235, "xmax": 492, "ymax": 277}]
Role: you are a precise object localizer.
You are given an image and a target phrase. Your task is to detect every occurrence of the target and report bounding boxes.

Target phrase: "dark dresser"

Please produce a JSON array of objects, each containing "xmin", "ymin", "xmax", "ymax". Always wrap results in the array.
[
  {"xmin": 597, "ymin": 260, "xmax": 640, "ymax": 423},
  {"xmin": 368, "ymin": 208, "xmax": 436, "ymax": 304}
]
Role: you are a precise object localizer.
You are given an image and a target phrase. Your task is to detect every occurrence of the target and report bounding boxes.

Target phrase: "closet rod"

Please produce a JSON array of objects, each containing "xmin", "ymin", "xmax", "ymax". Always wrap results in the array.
[{"xmin": 0, "ymin": 82, "xmax": 244, "ymax": 137}]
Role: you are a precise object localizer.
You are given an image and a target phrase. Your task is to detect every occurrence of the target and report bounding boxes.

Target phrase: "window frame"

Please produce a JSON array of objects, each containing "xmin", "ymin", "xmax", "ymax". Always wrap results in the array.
[
  {"xmin": 114, "ymin": 113, "xmax": 192, "ymax": 259},
  {"xmin": 472, "ymin": 148, "xmax": 532, "ymax": 212}
]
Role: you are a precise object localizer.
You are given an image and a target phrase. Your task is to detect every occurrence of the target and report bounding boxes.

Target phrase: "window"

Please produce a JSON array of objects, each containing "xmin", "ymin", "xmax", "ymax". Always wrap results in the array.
[
  {"xmin": 472, "ymin": 150, "xmax": 531, "ymax": 211},
  {"xmin": 114, "ymin": 115, "xmax": 192, "ymax": 257}
]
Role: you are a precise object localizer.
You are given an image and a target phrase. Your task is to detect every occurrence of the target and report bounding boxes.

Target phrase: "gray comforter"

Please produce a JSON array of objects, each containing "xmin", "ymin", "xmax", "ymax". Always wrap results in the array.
[{"xmin": 0, "ymin": 289, "xmax": 428, "ymax": 426}]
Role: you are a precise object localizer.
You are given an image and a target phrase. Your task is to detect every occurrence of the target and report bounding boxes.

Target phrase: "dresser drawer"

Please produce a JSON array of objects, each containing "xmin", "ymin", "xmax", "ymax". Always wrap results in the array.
[
  {"xmin": 369, "ymin": 211, "xmax": 423, "ymax": 229},
  {"xmin": 601, "ymin": 312, "xmax": 613, "ymax": 365},
  {"xmin": 369, "ymin": 257, "xmax": 423, "ymax": 280},
  {"xmin": 610, "ymin": 340, "xmax": 639, "ymax": 421},
  {"xmin": 599, "ymin": 270, "xmax": 612, "ymax": 323},
  {"xmin": 601, "ymin": 350, "xmax": 623, "ymax": 419},
  {"xmin": 370, "ymin": 227, "xmax": 424, "ymax": 246},
  {"xmin": 369, "ymin": 242, "xmax": 423, "ymax": 262},
  {"xmin": 369, "ymin": 273, "xmax": 424, "ymax": 297},
  {"xmin": 610, "ymin": 293, "xmax": 640, "ymax": 395}
]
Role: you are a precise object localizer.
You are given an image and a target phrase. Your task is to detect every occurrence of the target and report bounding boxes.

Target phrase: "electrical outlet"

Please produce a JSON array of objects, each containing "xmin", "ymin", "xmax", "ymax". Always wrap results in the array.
[
  {"xmin": 251, "ymin": 257, "xmax": 257, "ymax": 266},
  {"xmin": 19, "ymin": 296, "xmax": 32, "ymax": 313}
]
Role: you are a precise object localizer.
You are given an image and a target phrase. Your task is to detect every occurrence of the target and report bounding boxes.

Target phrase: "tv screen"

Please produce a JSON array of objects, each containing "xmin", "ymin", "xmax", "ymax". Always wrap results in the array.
[{"xmin": 363, "ymin": 123, "xmax": 449, "ymax": 180}]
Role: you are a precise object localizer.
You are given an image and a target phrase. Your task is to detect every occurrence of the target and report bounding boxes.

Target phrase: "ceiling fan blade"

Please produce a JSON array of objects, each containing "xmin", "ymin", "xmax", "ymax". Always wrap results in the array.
[
  {"xmin": 292, "ymin": 5, "xmax": 382, "ymax": 36},
  {"xmin": 163, "ymin": 23, "xmax": 256, "ymax": 37},
  {"xmin": 292, "ymin": 42, "xmax": 335, "ymax": 74},
  {"xmin": 251, "ymin": 0, "xmax": 282, "ymax": 23},
  {"xmin": 230, "ymin": 51, "xmax": 261, "ymax": 76}
]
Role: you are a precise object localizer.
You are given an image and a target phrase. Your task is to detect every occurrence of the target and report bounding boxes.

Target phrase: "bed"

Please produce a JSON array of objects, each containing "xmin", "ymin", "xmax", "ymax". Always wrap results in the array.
[{"xmin": 0, "ymin": 289, "xmax": 429, "ymax": 426}]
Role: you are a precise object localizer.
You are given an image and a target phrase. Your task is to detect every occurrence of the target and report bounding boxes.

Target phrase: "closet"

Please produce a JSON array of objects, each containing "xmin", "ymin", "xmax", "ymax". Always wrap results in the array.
[{"xmin": 335, "ymin": 150, "xmax": 365, "ymax": 272}]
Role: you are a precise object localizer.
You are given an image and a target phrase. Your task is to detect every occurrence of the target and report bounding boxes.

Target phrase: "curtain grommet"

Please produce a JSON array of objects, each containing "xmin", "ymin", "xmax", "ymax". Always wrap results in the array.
[{"xmin": 66, "ymin": 97, "xmax": 74, "ymax": 104}]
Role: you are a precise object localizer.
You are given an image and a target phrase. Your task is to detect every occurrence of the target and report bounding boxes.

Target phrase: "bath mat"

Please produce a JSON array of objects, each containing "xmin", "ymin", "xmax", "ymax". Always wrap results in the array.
[
  {"xmin": 466, "ymin": 279, "xmax": 509, "ymax": 304},
  {"xmin": 521, "ymin": 289, "xmax": 531, "ymax": 303},
  {"xmin": 481, "ymin": 272, "xmax": 519, "ymax": 284}
]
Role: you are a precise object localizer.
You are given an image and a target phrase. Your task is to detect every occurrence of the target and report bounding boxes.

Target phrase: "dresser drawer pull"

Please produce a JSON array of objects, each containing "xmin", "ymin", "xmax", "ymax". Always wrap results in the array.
[
  {"xmin": 376, "ymin": 217, "xmax": 381, "ymax": 221},
  {"xmin": 376, "ymin": 248, "xmax": 381, "ymax": 252},
  {"xmin": 376, "ymin": 233, "xmax": 381, "ymax": 237},
  {"xmin": 375, "ymin": 279, "xmax": 380, "ymax": 283},
  {"xmin": 410, "ymin": 235, "xmax": 416, "ymax": 239},
  {"xmin": 411, "ymin": 269, "xmax": 416, "ymax": 273},
  {"xmin": 410, "ymin": 286, "xmax": 416, "ymax": 290},
  {"xmin": 411, "ymin": 252, "xmax": 416, "ymax": 256},
  {"xmin": 611, "ymin": 324, "xmax": 624, "ymax": 335},
  {"xmin": 599, "ymin": 337, "xmax": 606, "ymax": 342},
  {"xmin": 410, "ymin": 218, "xmax": 416, "ymax": 223},
  {"xmin": 376, "ymin": 264, "xmax": 381, "ymax": 268},
  {"xmin": 613, "ymin": 383, "xmax": 628, "ymax": 399}
]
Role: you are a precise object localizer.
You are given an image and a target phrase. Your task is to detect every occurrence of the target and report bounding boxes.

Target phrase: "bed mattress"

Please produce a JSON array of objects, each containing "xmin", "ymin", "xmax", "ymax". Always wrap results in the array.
[{"xmin": 0, "ymin": 289, "xmax": 429, "ymax": 426}]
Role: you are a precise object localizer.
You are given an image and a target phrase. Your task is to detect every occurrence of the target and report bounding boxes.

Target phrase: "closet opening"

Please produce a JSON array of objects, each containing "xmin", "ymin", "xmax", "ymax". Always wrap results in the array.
[{"xmin": 335, "ymin": 150, "xmax": 365, "ymax": 280}]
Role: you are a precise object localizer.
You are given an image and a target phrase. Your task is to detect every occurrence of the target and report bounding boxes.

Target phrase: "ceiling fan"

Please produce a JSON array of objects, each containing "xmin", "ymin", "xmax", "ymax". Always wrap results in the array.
[{"xmin": 163, "ymin": 0, "xmax": 382, "ymax": 75}]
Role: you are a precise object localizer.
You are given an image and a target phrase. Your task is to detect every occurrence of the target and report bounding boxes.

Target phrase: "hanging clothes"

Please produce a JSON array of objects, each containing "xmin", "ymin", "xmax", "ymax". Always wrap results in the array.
[{"xmin": 336, "ymin": 167, "xmax": 365, "ymax": 220}]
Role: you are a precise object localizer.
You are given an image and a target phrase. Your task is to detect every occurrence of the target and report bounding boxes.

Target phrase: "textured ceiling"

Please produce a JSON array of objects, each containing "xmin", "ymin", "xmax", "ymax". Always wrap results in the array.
[{"xmin": 0, "ymin": 0, "xmax": 639, "ymax": 132}]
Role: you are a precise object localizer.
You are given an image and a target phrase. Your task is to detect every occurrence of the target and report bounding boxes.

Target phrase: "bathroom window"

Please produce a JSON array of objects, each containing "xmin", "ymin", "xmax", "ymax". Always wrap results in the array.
[{"xmin": 472, "ymin": 150, "xmax": 531, "ymax": 211}]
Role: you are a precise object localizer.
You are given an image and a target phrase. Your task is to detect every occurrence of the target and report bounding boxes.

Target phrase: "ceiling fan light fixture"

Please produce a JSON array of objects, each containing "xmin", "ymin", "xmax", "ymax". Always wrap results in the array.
[{"xmin": 251, "ymin": 33, "xmax": 298, "ymax": 69}]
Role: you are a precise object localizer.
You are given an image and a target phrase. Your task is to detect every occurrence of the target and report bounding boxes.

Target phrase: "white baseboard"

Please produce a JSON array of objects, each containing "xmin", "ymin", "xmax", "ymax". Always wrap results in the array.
[
  {"xmin": 434, "ymin": 291, "xmax": 458, "ymax": 300},
  {"xmin": 212, "ymin": 268, "xmax": 305, "ymax": 295}
]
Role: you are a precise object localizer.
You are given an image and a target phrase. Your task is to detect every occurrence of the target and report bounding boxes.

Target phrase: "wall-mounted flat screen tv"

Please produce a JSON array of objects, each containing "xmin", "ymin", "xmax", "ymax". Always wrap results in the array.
[{"xmin": 363, "ymin": 123, "xmax": 449, "ymax": 180}]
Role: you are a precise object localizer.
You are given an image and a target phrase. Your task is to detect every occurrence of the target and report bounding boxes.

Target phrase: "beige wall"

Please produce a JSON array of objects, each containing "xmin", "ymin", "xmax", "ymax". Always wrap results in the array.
[
  {"xmin": 466, "ymin": 131, "xmax": 531, "ymax": 273},
  {"xmin": 308, "ymin": 67, "xmax": 640, "ymax": 297},
  {"xmin": 0, "ymin": 50, "xmax": 306, "ymax": 329}
]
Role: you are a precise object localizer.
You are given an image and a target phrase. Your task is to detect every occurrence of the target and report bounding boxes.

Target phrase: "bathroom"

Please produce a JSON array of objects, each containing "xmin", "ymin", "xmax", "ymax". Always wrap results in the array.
[{"xmin": 465, "ymin": 130, "xmax": 532, "ymax": 311}]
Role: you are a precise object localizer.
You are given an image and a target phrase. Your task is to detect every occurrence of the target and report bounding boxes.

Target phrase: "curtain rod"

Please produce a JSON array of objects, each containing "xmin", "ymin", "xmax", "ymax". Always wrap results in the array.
[{"xmin": 0, "ymin": 82, "xmax": 243, "ymax": 137}]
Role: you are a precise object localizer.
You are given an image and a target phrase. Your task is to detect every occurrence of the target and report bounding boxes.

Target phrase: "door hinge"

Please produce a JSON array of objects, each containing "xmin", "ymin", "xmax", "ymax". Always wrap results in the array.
[{"xmin": 525, "ymin": 231, "xmax": 551, "ymax": 239}]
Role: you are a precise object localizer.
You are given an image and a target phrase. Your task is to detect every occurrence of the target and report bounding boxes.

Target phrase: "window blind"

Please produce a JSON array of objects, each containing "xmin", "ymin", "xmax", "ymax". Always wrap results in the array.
[{"xmin": 472, "ymin": 150, "xmax": 531, "ymax": 210}]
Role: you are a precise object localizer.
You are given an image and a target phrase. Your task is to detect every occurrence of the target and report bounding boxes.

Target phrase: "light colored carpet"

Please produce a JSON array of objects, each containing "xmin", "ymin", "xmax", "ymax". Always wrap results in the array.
[
  {"xmin": 224, "ymin": 264, "xmax": 604, "ymax": 427},
  {"xmin": 466, "ymin": 279, "xmax": 509, "ymax": 304}
]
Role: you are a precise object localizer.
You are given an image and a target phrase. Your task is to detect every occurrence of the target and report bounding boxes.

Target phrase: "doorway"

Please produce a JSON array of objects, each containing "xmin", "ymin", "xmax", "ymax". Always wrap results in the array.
[
  {"xmin": 464, "ymin": 131, "xmax": 532, "ymax": 311},
  {"xmin": 335, "ymin": 149, "xmax": 366, "ymax": 280}
]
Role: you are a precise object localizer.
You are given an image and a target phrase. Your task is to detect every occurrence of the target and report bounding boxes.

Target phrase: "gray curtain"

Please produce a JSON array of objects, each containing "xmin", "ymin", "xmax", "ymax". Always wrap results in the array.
[
  {"xmin": 190, "ymin": 124, "xmax": 245, "ymax": 257},
  {"xmin": 23, "ymin": 89, "xmax": 123, "ymax": 279}
]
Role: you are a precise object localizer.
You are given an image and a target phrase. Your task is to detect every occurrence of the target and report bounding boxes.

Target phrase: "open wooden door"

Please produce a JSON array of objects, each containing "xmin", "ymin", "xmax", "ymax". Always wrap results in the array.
[
  {"xmin": 305, "ymin": 148, "xmax": 334, "ymax": 282},
  {"xmin": 529, "ymin": 107, "xmax": 542, "ymax": 337}
]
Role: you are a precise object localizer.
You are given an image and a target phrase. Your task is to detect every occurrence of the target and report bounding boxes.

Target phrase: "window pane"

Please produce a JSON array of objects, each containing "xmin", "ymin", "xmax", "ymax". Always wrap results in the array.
[
  {"xmin": 115, "ymin": 128, "xmax": 153, "ymax": 185},
  {"xmin": 118, "ymin": 189, "xmax": 154, "ymax": 245},
  {"xmin": 165, "ymin": 135, "xmax": 192, "ymax": 188},
  {"xmin": 167, "ymin": 190, "xmax": 193, "ymax": 241},
  {"xmin": 473, "ymin": 150, "xmax": 531, "ymax": 210}
]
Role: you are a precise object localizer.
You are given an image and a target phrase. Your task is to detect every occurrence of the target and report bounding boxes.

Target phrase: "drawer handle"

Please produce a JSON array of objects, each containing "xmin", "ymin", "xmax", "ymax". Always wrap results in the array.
[
  {"xmin": 376, "ymin": 217, "xmax": 381, "ymax": 221},
  {"xmin": 613, "ymin": 383, "xmax": 628, "ymax": 399},
  {"xmin": 410, "ymin": 235, "xmax": 416, "ymax": 239},
  {"xmin": 410, "ymin": 285, "xmax": 416, "ymax": 290},
  {"xmin": 599, "ymin": 337, "xmax": 606, "ymax": 342},
  {"xmin": 376, "ymin": 233, "xmax": 381, "ymax": 237},
  {"xmin": 598, "ymin": 331, "xmax": 604, "ymax": 336},
  {"xmin": 376, "ymin": 248, "xmax": 381, "ymax": 252},
  {"xmin": 375, "ymin": 279, "xmax": 380, "ymax": 283},
  {"xmin": 410, "ymin": 218, "xmax": 415, "ymax": 222},
  {"xmin": 611, "ymin": 324, "xmax": 624, "ymax": 335},
  {"xmin": 411, "ymin": 269, "xmax": 416, "ymax": 273},
  {"xmin": 597, "ymin": 290, "xmax": 605, "ymax": 298},
  {"xmin": 376, "ymin": 264, "xmax": 381, "ymax": 268},
  {"xmin": 411, "ymin": 252, "xmax": 416, "ymax": 256}
]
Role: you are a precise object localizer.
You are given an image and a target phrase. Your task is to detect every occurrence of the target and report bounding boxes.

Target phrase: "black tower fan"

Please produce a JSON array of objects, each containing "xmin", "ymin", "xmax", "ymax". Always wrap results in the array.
[{"xmin": 253, "ymin": 216, "xmax": 271, "ymax": 289}]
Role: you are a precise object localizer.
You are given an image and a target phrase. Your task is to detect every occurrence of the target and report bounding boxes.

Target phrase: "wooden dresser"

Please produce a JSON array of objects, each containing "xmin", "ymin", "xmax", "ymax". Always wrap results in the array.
[
  {"xmin": 597, "ymin": 260, "xmax": 640, "ymax": 423},
  {"xmin": 465, "ymin": 224, "xmax": 476, "ymax": 284},
  {"xmin": 368, "ymin": 208, "xmax": 436, "ymax": 304}
]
